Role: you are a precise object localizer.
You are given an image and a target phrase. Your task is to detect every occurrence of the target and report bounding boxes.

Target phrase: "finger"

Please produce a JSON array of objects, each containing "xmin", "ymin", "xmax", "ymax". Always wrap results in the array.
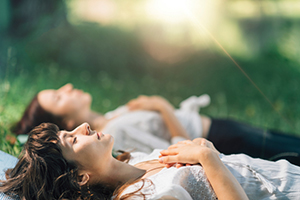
[
  {"xmin": 167, "ymin": 144, "xmax": 179, "ymax": 149},
  {"xmin": 165, "ymin": 163, "xmax": 175, "ymax": 168},
  {"xmin": 128, "ymin": 106, "xmax": 137, "ymax": 111},
  {"xmin": 127, "ymin": 102, "xmax": 136, "ymax": 109},
  {"xmin": 127, "ymin": 105, "xmax": 134, "ymax": 110},
  {"xmin": 159, "ymin": 154, "xmax": 173, "ymax": 158},
  {"xmin": 200, "ymin": 139, "xmax": 208, "ymax": 146},
  {"xmin": 176, "ymin": 141, "xmax": 185, "ymax": 144},
  {"xmin": 168, "ymin": 143, "xmax": 188, "ymax": 149},
  {"xmin": 160, "ymin": 149, "xmax": 178, "ymax": 156},
  {"xmin": 177, "ymin": 140, "xmax": 192, "ymax": 144},
  {"xmin": 159, "ymin": 155, "xmax": 179, "ymax": 164},
  {"xmin": 176, "ymin": 163, "xmax": 184, "ymax": 168},
  {"xmin": 127, "ymin": 99, "xmax": 137, "ymax": 105},
  {"xmin": 128, "ymin": 103, "xmax": 141, "ymax": 110},
  {"xmin": 186, "ymin": 164, "xmax": 192, "ymax": 166},
  {"xmin": 168, "ymin": 143, "xmax": 188, "ymax": 150}
]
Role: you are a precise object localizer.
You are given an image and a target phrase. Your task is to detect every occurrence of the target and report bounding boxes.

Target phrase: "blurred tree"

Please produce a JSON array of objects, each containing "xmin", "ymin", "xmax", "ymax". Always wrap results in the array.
[
  {"xmin": 8, "ymin": 0, "xmax": 68, "ymax": 38},
  {"xmin": 0, "ymin": 0, "xmax": 10, "ymax": 32}
]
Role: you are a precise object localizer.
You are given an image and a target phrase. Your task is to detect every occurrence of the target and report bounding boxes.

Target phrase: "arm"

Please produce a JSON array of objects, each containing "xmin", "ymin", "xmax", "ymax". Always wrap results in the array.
[
  {"xmin": 127, "ymin": 95, "xmax": 190, "ymax": 140},
  {"xmin": 159, "ymin": 139, "xmax": 249, "ymax": 200}
]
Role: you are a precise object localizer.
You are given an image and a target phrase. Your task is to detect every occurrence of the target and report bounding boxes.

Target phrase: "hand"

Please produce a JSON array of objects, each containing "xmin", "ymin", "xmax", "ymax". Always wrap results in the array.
[
  {"xmin": 191, "ymin": 138, "xmax": 220, "ymax": 154},
  {"xmin": 127, "ymin": 95, "xmax": 173, "ymax": 112},
  {"xmin": 159, "ymin": 138, "xmax": 220, "ymax": 168}
]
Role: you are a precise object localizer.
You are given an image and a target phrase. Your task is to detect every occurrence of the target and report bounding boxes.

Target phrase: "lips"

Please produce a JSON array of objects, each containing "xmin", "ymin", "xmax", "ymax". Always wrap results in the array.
[{"xmin": 97, "ymin": 132, "xmax": 103, "ymax": 140}]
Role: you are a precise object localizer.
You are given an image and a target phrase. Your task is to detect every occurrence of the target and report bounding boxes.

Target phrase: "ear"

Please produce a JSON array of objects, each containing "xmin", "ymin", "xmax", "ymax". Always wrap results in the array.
[
  {"xmin": 64, "ymin": 119, "xmax": 76, "ymax": 130},
  {"xmin": 77, "ymin": 172, "xmax": 90, "ymax": 186}
]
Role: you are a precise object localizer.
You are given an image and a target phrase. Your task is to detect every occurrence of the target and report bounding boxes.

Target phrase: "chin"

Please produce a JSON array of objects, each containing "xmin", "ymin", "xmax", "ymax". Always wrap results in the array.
[
  {"xmin": 105, "ymin": 134, "xmax": 114, "ymax": 150},
  {"xmin": 86, "ymin": 93, "xmax": 92, "ymax": 101},
  {"xmin": 107, "ymin": 134, "xmax": 114, "ymax": 142},
  {"xmin": 84, "ymin": 93, "xmax": 92, "ymax": 105},
  {"xmin": 105, "ymin": 134, "xmax": 114, "ymax": 145}
]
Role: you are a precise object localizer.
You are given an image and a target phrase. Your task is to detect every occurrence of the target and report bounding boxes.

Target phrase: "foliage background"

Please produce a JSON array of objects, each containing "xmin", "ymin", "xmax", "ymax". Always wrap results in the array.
[{"xmin": 1, "ymin": 0, "xmax": 300, "ymax": 156}]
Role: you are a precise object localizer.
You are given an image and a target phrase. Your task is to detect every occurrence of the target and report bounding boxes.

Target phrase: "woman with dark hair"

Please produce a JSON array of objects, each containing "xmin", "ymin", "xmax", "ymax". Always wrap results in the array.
[
  {"xmin": 13, "ymin": 83, "xmax": 300, "ymax": 166},
  {"xmin": 1, "ymin": 122, "xmax": 300, "ymax": 199},
  {"xmin": 13, "ymin": 96, "xmax": 69, "ymax": 135}
]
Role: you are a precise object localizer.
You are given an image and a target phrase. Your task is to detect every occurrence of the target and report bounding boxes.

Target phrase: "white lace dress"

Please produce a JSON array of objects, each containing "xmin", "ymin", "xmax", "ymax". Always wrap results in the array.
[
  {"xmin": 121, "ymin": 150, "xmax": 300, "ymax": 200},
  {"xmin": 103, "ymin": 95, "xmax": 210, "ymax": 153}
]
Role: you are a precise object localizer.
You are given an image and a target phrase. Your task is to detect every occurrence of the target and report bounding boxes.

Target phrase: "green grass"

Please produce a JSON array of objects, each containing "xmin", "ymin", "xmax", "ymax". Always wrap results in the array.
[{"xmin": 1, "ymin": 23, "xmax": 300, "ymax": 157}]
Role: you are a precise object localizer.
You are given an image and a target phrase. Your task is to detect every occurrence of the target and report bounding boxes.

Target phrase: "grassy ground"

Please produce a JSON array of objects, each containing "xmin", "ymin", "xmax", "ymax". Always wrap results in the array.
[{"xmin": 1, "ymin": 23, "xmax": 300, "ymax": 157}]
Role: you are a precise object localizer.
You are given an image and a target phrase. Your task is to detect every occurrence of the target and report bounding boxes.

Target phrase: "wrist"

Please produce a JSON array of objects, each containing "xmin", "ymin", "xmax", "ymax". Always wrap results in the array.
[
  {"xmin": 198, "ymin": 147, "xmax": 220, "ymax": 164},
  {"xmin": 156, "ymin": 101, "xmax": 174, "ymax": 113}
]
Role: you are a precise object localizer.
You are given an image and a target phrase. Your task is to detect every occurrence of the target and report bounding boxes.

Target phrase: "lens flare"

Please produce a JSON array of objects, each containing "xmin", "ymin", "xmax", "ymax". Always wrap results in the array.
[{"xmin": 145, "ymin": 0, "xmax": 194, "ymax": 23}]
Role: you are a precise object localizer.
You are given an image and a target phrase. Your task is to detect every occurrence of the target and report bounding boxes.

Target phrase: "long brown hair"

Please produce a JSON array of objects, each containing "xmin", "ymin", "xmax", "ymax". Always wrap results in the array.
[
  {"xmin": 1, "ymin": 123, "xmax": 151, "ymax": 200},
  {"xmin": 12, "ymin": 95, "xmax": 71, "ymax": 135}
]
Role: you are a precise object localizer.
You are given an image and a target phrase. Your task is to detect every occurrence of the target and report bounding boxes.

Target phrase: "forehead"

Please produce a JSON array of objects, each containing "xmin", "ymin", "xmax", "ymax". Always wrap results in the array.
[
  {"xmin": 37, "ymin": 89, "xmax": 57, "ymax": 112},
  {"xmin": 57, "ymin": 130, "xmax": 72, "ymax": 153},
  {"xmin": 58, "ymin": 130, "xmax": 69, "ymax": 146}
]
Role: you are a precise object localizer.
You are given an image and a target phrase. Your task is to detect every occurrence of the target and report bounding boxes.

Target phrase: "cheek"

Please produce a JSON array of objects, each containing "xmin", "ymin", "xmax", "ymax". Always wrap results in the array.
[
  {"xmin": 78, "ymin": 146, "xmax": 102, "ymax": 168},
  {"xmin": 58, "ymin": 101, "xmax": 80, "ymax": 115},
  {"xmin": 81, "ymin": 94, "xmax": 92, "ymax": 106},
  {"xmin": 74, "ymin": 147, "xmax": 93, "ymax": 165},
  {"xmin": 75, "ymin": 141, "xmax": 98, "ymax": 158},
  {"xmin": 72, "ymin": 97, "xmax": 87, "ymax": 110}
]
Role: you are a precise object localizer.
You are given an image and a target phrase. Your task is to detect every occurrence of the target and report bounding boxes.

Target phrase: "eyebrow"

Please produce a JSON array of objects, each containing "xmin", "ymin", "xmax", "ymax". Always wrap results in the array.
[
  {"xmin": 52, "ymin": 91, "xmax": 58, "ymax": 100},
  {"xmin": 58, "ymin": 131, "xmax": 70, "ymax": 148}
]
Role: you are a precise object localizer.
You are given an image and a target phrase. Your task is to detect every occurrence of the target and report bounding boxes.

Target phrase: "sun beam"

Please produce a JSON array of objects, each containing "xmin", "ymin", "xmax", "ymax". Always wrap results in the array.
[{"xmin": 145, "ymin": 0, "xmax": 194, "ymax": 23}]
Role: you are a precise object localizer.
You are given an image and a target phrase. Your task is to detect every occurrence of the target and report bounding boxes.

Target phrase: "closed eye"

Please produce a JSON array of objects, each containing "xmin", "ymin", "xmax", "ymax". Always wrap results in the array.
[
  {"xmin": 73, "ymin": 137, "xmax": 77, "ymax": 144},
  {"xmin": 54, "ymin": 94, "xmax": 61, "ymax": 101}
]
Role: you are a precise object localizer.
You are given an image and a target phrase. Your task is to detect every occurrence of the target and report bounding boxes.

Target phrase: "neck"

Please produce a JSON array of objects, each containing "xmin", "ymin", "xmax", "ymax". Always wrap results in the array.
[
  {"xmin": 74, "ymin": 110, "xmax": 109, "ymax": 131},
  {"xmin": 87, "ymin": 111, "xmax": 109, "ymax": 131},
  {"xmin": 98, "ymin": 157, "xmax": 146, "ymax": 189}
]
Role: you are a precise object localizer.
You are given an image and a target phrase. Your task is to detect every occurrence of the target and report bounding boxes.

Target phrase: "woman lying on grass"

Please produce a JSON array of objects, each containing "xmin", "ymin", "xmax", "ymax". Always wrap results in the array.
[
  {"xmin": 14, "ymin": 83, "xmax": 300, "ymax": 166},
  {"xmin": 2, "ymin": 122, "xmax": 300, "ymax": 199}
]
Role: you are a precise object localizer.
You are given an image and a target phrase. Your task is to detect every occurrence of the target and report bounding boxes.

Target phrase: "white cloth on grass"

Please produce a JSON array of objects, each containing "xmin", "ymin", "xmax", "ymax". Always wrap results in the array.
[{"xmin": 0, "ymin": 151, "xmax": 19, "ymax": 200}]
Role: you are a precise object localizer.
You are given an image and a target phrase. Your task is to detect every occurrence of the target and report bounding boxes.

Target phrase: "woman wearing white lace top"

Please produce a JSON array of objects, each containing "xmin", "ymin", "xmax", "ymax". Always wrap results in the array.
[
  {"xmin": 13, "ymin": 83, "xmax": 300, "ymax": 166},
  {"xmin": 1, "ymin": 123, "xmax": 300, "ymax": 199}
]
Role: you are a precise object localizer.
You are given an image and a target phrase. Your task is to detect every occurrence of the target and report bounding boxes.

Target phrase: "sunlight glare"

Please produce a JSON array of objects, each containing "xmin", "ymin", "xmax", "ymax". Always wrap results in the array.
[{"xmin": 145, "ymin": 0, "xmax": 194, "ymax": 23}]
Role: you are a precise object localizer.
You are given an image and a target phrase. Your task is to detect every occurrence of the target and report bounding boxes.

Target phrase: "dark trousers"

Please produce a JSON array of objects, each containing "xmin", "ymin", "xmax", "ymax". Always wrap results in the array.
[{"xmin": 207, "ymin": 118, "xmax": 300, "ymax": 166}]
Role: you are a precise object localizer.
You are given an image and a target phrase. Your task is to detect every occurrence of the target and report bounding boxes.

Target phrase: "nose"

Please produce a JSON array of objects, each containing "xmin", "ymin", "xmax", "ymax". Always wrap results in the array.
[
  {"xmin": 58, "ymin": 83, "xmax": 73, "ymax": 93},
  {"xmin": 76, "ymin": 122, "xmax": 90, "ymax": 135}
]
